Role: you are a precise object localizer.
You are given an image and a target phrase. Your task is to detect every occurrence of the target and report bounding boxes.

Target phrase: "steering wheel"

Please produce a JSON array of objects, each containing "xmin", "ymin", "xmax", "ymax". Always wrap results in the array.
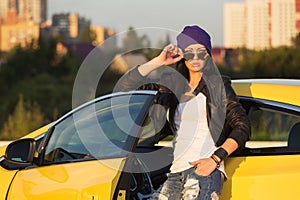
[{"xmin": 54, "ymin": 147, "xmax": 77, "ymax": 161}]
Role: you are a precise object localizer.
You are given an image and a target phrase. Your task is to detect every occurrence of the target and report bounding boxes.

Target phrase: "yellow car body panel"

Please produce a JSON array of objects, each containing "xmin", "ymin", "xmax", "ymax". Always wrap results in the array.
[
  {"xmin": 0, "ymin": 166, "xmax": 18, "ymax": 200},
  {"xmin": 7, "ymin": 158, "xmax": 125, "ymax": 200},
  {"xmin": 0, "ymin": 144, "xmax": 8, "ymax": 158},
  {"xmin": 221, "ymin": 154, "xmax": 300, "ymax": 199},
  {"xmin": 232, "ymin": 79, "xmax": 300, "ymax": 106},
  {"xmin": 223, "ymin": 79, "xmax": 300, "ymax": 199},
  {"xmin": 0, "ymin": 123, "xmax": 52, "ymax": 199}
]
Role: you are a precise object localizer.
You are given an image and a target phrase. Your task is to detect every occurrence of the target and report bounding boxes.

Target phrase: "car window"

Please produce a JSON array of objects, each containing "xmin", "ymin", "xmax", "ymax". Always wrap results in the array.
[
  {"xmin": 136, "ymin": 97, "xmax": 174, "ymax": 147},
  {"xmin": 247, "ymin": 106, "xmax": 300, "ymax": 148},
  {"xmin": 42, "ymin": 94, "xmax": 154, "ymax": 164},
  {"xmin": 239, "ymin": 98, "xmax": 300, "ymax": 155},
  {"xmin": 137, "ymin": 115, "xmax": 156, "ymax": 145}
]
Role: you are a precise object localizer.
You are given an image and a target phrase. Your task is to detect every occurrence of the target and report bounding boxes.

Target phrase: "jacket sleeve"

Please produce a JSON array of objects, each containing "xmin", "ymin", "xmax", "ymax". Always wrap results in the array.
[
  {"xmin": 115, "ymin": 65, "xmax": 190, "ymax": 97},
  {"xmin": 114, "ymin": 66, "xmax": 148, "ymax": 92},
  {"xmin": 222, "ymin": 77, "xmax": 251, "ymax": 147}
]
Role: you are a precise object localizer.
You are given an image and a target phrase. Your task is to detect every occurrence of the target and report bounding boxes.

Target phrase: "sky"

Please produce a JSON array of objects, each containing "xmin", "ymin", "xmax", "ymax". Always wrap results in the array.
[{"xmin": 48, "ymin": 0, "xmax": 245, "ymax": 47}]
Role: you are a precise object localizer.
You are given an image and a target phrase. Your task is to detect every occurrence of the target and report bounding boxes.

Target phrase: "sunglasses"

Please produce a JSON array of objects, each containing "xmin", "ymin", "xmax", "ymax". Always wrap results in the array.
[{"xmin": 183, "ymin": 51, "xmax": 209, "ymax": 61}]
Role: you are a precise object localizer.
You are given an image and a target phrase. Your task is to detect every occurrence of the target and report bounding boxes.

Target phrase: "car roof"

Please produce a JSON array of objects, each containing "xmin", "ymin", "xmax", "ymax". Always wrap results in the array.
[{"xmin": 232, "ymin": 79, "xmax": 300, "ymax": 106}]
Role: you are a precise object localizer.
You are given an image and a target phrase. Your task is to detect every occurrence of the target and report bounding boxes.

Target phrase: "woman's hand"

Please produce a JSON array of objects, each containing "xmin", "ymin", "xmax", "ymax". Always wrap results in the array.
[
  {"xmin": 190, "ymin": 157, "xmax": 218, "ymax": 176},
  {"xmin": 157, "ymin": 44, "xmax": 183, "ymax": 66},
  {"xmin": 138, "ymin": 44, "xmax": 183, "ymax": 76}
]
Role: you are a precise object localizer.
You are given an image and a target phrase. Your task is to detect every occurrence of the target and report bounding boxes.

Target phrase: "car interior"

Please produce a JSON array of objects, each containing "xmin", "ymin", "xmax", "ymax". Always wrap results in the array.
[{"xmin": 287, "ymin": 122, "xmax": 300, "ymax": 148}]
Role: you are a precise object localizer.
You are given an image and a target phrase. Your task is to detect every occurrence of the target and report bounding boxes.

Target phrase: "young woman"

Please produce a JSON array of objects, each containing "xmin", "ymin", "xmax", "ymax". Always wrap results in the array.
[{"xmin": 117, "ymin": 25, "xmax": 251, "ymax": 200}]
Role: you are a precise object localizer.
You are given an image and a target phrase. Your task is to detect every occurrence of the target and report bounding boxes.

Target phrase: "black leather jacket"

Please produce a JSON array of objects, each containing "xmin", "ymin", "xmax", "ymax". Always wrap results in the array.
[{"xmin": 116, "ymin": 59, "xmax": 251, "ymax": 148}]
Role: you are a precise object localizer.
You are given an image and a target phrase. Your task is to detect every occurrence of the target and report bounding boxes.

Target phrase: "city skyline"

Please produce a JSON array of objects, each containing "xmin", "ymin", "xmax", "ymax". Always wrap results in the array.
[
  {"xmin": 48, "ymin": 0, "xmax": 245, "ymax": 47},
  {"xmin": 1, "ymin": 0, "xmax": 298, "ymax": 51}
]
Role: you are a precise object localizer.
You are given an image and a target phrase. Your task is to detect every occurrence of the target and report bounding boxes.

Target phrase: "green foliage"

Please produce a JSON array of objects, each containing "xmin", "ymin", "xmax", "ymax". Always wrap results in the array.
[
  {"xmin": 222, "ymin": 46, "xmax": 300, "ymax": 79},
  {"xmin": 0, "ymin": 38, "xmax": 82, "ymax": 138},
  {"xmin": 121, "ymin": 26, "xmax": 151, "ymax": 53},
  {"xmin": 292, "ymin": 32, "xmax": 300, "ymax": 48},
  {"xmin": 79, "ymin": 27, "xmax": 97, "ymax": 43},
  {"xmin": 0, "ymin": 94, "xmax": 45, "ymax": 140}
]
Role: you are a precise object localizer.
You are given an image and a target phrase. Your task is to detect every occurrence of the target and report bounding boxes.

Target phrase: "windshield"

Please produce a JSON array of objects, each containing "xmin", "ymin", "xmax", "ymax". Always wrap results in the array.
[{"xmin": 43, "ymin": 93, "xmax": 154, "ymax": 163}]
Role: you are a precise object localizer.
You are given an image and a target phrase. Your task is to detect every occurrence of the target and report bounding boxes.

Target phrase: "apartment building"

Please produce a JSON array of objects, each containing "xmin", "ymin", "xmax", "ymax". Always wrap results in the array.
[
  {"xmin": 90, "ymin": 25, "xmax": 117, "ymax": 50},
  {"xmin": 0, "ymin": 0, "xmax": 47, "ymax": 24},
  {"xmin": 224, "ymin": 3, "xmax": 246, "ymax": 48},
  {"xmin": 0, "ymin": 22, "xmax": 39, "ymax": 51},
  {"xmin": 0, "ymin": 0, "xmax": 46, "ymax": 51},
  {"xmin": 224, "ymin": 0, "xmax": 300, "ymax": 49},
  {"xmin": 0, "ymin": 0, "xmax": 9, "ymax": 22},
  {"xmin": 52, "ymin": 13, "xmax": 91, "ymax": 42}
]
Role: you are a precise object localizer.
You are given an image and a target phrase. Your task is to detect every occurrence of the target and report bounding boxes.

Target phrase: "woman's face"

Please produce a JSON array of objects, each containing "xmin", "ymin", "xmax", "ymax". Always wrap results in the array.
[{"xmin": 183, "ymin": 44, "xmax": 209, "ymax": 73}]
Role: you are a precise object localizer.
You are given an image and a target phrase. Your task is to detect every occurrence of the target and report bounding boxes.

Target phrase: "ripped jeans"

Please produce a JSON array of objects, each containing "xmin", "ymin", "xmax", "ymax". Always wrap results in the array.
[{"xmin": 150, "ymin": 167, "xmax": 224, "ymax": 200}]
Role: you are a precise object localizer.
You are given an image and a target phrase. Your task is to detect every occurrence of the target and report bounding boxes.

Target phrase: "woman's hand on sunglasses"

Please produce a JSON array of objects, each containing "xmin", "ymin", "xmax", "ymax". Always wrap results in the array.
[{"xmin": 156, "ymin": 44, "xmax": 183, "ymax": 66}]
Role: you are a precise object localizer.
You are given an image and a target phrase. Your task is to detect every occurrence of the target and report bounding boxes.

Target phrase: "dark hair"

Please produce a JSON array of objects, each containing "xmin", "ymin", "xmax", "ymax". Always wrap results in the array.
[{"xmin": 175, "ymin": 59, "xmax": 190, "ymax": 81}]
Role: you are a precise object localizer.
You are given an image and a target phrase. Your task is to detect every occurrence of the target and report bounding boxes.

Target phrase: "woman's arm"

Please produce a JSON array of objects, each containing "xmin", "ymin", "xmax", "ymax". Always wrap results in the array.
[
  {"xmin": 222, "ymin": 79, "xmax": 251, "ymax": 147},
  {"xmin": 138, "ymin": 44, "xmax": 183, "ymax": 76},
  {"xmin": 209, "ymin": 80, "xmax": 251, "ymax": 165},
  {"xmin": 116, "ymin": 44, "xmax": 183, "ymax": 92}
]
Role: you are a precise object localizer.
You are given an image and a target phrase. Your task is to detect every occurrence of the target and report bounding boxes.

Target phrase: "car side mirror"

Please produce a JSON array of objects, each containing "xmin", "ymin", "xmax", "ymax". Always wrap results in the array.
[{"xmin": 5, "ymin": 138, "xmax": 36, "ymax": 163}]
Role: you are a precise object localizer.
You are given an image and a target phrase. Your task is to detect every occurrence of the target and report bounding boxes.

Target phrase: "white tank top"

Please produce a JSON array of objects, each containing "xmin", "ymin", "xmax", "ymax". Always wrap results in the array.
[{"xmin": 170, "ymin": 92, "xmax": 225, "ymax": 175}]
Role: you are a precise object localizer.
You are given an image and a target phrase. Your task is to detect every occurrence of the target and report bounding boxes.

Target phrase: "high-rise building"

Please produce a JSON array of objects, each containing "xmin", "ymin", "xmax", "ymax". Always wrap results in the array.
[
  {"xmin": 90, "ymin": 25, "xmax": 117, "ymax": 50},
  {"xmin": 40, "ymin": 0, "xmax": 47, "ymax": 23},
  {"xmin": 0, "ymin": 22, "xmax": 39, "ymax": 51},
  {"xmin": 271, "ymin": 0, "xmax": 296, "ymax": 47},
  {"xmin": 0, "ymin": 0, "xmax": 9, "ymax": 22},
  {"xmin": 90, "ymin": 26, "xmax": 116, "ymax": 45},
  {"xmin": 224, "ymin": 3, "xmax": 246, "ymax": 48},
  {"xmin": 0, "ymin": 0, "xmax": 45, "ymax": 52},
  {"xmin": 224, "ymin": 0, "xmax": 299, "ymax": 49},
  {"xmin": 0, "ymin": 0, "xmax": 47, "ymax": 24},
  {"xmin": 52, "ymin": 13, "xmax": 91, "ymax": 42},
  {"xmin": 296, "ymin": 0, "xmax": 300, "ymax": 32},
  {"xmin": 246, "ymin": 0, "xmax": 270, "ymax": 49},
  {"xmin": 18, "ymin": 0, "xmax": 47, "ymax": 24}
]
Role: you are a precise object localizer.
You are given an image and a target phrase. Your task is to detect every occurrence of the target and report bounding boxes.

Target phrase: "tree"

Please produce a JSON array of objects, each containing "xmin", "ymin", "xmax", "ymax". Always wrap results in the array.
[
  {"xmin": 79, "ymin": 27, "xmax": 97, "ymax": 43},
  {"xmin": 0, "ymin": 94, "xmax": 45, "ymax": 140},
  {"xmin": 292, "ymin": 32, "xmax": 300, "ymax": 48},
  {"xmin": 0, "ymin": 37, "xmax": 83, "ymax": 129},
  {"xmin": 121, "ymin": 26, "xmax": 151, "ymax": 52},
  {"xmin": 156, "ymin": 33, "xmax": 171, "ymax": 49}
]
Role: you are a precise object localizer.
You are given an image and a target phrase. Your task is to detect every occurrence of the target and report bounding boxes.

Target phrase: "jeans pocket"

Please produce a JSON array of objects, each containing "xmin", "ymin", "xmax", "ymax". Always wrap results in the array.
[{"xmin": 193, "ymin": 168, "xmax": 212, "ymax": 178}]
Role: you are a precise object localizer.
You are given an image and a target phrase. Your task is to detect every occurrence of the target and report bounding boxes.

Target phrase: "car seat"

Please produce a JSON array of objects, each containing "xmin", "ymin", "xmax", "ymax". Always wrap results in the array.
[{"xmin": 288, "ymin": 122, "xmax": 300, "ymax": 148}]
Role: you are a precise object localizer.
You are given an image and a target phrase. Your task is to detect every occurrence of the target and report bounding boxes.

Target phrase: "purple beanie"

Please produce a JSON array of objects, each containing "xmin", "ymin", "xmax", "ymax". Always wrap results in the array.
[{"xmin": 176, "ymin": 25, "xmax": 212, "ymax": 55}]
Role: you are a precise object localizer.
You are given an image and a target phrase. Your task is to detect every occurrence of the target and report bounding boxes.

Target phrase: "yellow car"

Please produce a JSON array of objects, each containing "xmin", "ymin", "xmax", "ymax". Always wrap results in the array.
[
  {"xmin": 222, "ymin": 79, "xmax": 300, "ymax": 200},
  {"xmin": 0, "ymin": 79, "xmax": 300, "ymax": 200}
]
